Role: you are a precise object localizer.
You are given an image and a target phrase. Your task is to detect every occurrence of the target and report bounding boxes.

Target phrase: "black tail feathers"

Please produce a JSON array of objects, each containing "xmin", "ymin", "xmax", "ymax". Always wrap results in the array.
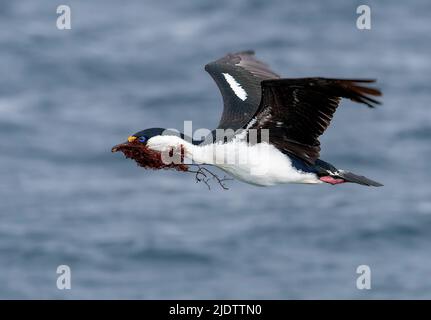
[{"xmin": 337, "ymin": 170, "xmax": 383, "ymax": 187}]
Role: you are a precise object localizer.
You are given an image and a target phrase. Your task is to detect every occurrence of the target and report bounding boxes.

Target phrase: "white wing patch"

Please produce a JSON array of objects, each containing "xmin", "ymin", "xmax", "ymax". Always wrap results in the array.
[{"xmin": 222, "ymin": 73, "xmax": 247, "ymax": 101}]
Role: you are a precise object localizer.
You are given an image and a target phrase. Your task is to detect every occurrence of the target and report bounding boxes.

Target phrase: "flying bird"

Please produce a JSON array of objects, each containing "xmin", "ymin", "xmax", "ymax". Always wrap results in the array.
[{"xmin": 112, "ymin": 51, "xmax": 382, "ymax": 187}]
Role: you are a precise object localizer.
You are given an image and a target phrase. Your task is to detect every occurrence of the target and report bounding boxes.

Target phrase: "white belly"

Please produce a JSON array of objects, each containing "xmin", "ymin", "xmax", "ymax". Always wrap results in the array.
[{"xmin": 192, "ymin": 141, "xmax": 321, "ymax": 186}]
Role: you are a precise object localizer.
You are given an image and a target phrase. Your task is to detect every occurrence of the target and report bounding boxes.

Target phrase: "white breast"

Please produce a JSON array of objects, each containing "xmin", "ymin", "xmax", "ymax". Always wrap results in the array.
[
  {"xmin": 191, "ymin": 141, "xmax": 321, "ymax": 186},
  {"xmin": 146, "ymin": 135, "xmax": 322, "ymax": 186}
]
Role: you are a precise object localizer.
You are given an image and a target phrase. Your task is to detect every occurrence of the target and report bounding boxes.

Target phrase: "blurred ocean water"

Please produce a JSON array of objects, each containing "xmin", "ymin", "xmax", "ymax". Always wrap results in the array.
[{"xmin": 0, "ymin": 0, "xmax": 431, "ymax": 299}]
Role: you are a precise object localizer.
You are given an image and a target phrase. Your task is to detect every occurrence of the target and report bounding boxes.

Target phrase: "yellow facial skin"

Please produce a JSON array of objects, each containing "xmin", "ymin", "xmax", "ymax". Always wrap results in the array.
[{"xmin": 127, "ymin": 136, "xmax": 137, "ymax": 143}]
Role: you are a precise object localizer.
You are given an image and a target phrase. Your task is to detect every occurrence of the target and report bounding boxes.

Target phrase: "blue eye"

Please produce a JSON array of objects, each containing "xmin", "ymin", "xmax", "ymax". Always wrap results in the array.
[{"xmin": 138, "ymin": 136, "xmax": 147, "ymax": 143}]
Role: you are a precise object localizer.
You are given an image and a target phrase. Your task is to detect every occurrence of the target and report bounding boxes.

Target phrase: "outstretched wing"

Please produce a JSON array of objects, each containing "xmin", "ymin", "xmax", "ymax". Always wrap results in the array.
[
  {"xmin": 205, "ymin": 51, "xmax": 280, "ymax": 130},
  {"xmin": 249, "ymin": 78, "xmax": 382, "ymax": 163}
]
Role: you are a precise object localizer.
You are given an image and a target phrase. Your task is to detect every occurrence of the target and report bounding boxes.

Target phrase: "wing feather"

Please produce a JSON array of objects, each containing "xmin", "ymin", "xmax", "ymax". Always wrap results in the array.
[
  {"xmin": 249, "ymin": 77, "xmax": 382, "ymax": 163},
  {"xmin": 205, "ymin": 51, "xmax": 279, "ymax": 130}
]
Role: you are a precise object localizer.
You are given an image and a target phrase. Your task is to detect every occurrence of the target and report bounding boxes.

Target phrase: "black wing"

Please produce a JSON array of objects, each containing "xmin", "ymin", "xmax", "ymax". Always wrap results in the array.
[
  {"xmin": 249, "ymin": 78, "xmax": 382, "ymax": 163},
  {"xmin": 205, "ymin": 51, "xmax": 280, "ymax": 130}
]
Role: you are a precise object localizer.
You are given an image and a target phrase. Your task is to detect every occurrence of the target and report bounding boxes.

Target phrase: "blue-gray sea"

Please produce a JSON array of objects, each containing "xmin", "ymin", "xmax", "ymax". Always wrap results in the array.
[{"xmin": 1, "ymin": 0, "xmax": 430, "ymax": 299}]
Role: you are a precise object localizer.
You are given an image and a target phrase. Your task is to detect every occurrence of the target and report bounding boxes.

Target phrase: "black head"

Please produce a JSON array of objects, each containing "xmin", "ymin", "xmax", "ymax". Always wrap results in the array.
[{"xmin": 128, "ymin": 127, "xmax": 181, "ymax": 144}]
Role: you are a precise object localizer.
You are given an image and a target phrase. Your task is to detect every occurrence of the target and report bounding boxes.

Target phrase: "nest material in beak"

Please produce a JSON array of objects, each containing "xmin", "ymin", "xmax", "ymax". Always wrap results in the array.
[{"xmin": 112, "ymin": 141, "xmax": 188, "ymax": 172}]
